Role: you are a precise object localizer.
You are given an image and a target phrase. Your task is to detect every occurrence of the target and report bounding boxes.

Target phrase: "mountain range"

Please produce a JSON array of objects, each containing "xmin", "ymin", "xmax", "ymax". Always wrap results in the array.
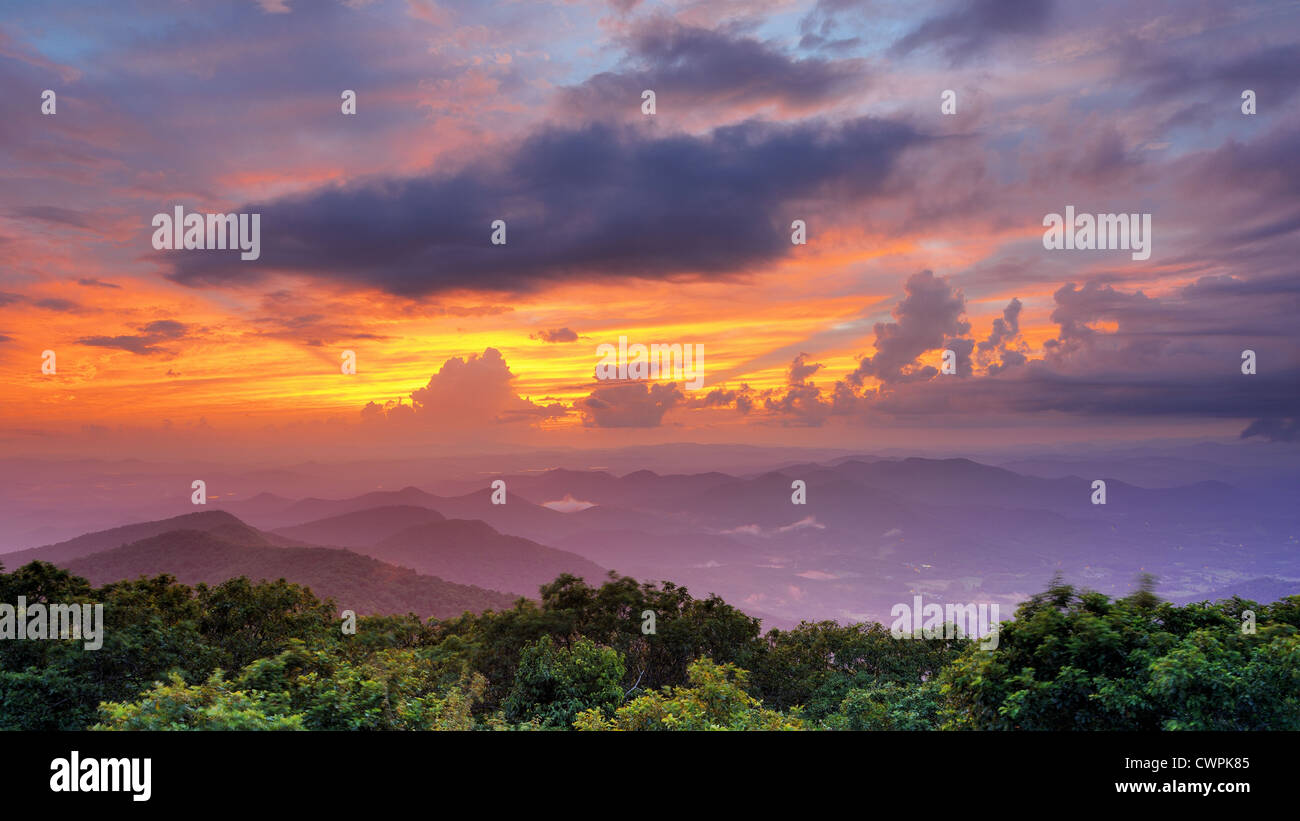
[{"xmin": 2, "ymin": 453, "xmax": 1296, "ymax": 628}]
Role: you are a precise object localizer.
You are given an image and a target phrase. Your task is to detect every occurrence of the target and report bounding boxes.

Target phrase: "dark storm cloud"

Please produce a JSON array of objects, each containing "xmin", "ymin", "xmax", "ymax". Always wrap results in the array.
[
  {"xmin": 76, "ymin": 320, "xmax": 190, "ymax": 355},
  {"xmin": 530, "ymin": 327, "xmax": 579, "ymax": 343},
  {"xmin": 77, "ymin": 336, "xmax": 168, "ymax": 355},
  {"xmin": 138, "ymin": 320, "xmax": 187, "ymax": 338},
  {"xmin": 1128, "ymin": 42, "xmax": 1300, "ymax": 115},
  {"xmin": 559, "ymin": 18, "xmax": 869, "ymax": 115},
  {"xmin": 164, "ymin": 117, "xmax": 926, "ymax": 296},
  {"xmin": 1183, "ymin": 273, "xmax": 1300, "ymax": 299},
  {"xmin": 1241, "ymin": 417, "xmax": 1299, "ymax": 442},
  {"xmin": 32, "ymin": 298, "xmax": 80, "ymax": 312},
  {"xmin": 1186, "ymin": 119, "xmax": 1300, "ymax": 200},
  {"xmin": 868, "ymin": 363, "xmax": 1300, "ymax": 422},
  {"xmin": 713, "ymin": 271, "xmax": 1297, "ymax": 433},
  {"xmin": 8, "ymin": 206, "xmax": 93, "ymax": 229},
  {"xmin": 890, "ymin": 0, "xmax": 1055, "ymax": 64},
  {"xmin": 797, "ymin": 0, "xmax": 868, "ymax": 52}
]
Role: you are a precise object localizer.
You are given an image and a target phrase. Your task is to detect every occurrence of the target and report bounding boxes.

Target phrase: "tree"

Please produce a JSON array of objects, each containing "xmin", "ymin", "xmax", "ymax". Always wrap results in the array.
[
  {"xmin": 235, "ymin": 641, "xmax": 485, "ymax": 730},
  {"xmin": 940, "ymin": 578, "xmax": 1300, "ymax": 730},
  {"xmin": 195, "ymin": 577, "xmax": 337, "ymax": 670},
  {"xmin": 1146, "ymin": 626, "xmax": 1300, "ymax": 730},
  {"xmin": 434, "ymin": 573, "xmax": 763, "ymax": 713},
  {"xmin": 501, "ymin": 635, "xmax": 625, "ymax": 728},
  {"xmin": 823, "ymin": 680, "xmax": 945, "ymax": 730},
  {"xmin": 93, "ymin": 671, "xmax": 304, "ymax": 731},
  {"xmin": 753, "ymin": 620, "xmax": 969, "ymax": 719},
  {"xmin": 575, "ymin": 658, "xmax": 802, "ymax": 731},
  {"xmin": 0, "ymin": 567, "xmax": 214, "ymax": 730}
]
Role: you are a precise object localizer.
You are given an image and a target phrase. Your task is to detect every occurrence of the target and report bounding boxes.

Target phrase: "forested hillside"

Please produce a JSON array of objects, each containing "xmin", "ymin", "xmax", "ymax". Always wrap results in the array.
[{"xmin": 1, "ymin": 561, "xmax": 1296, "ymax": 731}]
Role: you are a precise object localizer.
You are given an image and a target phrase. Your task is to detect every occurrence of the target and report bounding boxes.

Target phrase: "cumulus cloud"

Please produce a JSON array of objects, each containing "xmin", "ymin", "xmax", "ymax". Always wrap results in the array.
[
  {"xmin": 685, "ymin": 267, "xmax": 1297, "ymax": 434},
  {"xmin": 849, "ymin": 270, "xmax": 971, "ymax": 387},
  {"xmin": 1043, "ymin": 281, "xmax": 1158, "ymax": 360},
  {"xmin": 363, "ymin": 348, "xmax": 565, "ymax": 428},
  {"xmin": 764, "ymin": 381, "xmax": 833, "ymax": 427},
  {"xmin": 689, "ymin": 385, "xmax": 754, "ymax": 414},
  {"xmin": 980, "ymin": 297, "xmax": 1021, "ymax": 352},
  {"xmin": 861, "ymin": 275, "xmax": 1300, "ymax": 424},
  {"xmin": 966, "ymin": 297, "xmax": 1026, "ymax": 375},
  {"xmin": 577, "ymin": 381, "xmax": 684, "ymax": 427},
  {"xmin": 788, "ymin": 352, "xmax": 822, "ymax": 385}
]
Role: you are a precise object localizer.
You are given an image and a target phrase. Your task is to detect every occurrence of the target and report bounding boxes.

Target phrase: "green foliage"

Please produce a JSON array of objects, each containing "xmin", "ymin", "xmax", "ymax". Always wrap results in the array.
[
  {"xmin": 502, "ymin": 635, "xmax": 625, "ymax": 728},
  {"xmin": 1, "ymin": 569, "xmax": 215, "ymax": 730},
  {"xmin": 341, "ymin": 613, "xmax": 438, "ymax": 657},
  {"xmin": 940, "ymin": 579, "xmax": 1300, "ymax": 731},
  {"xmin": 237, "ymin": 642, "xmax": 485, "ymax": 730},
  {"xmin": 436, "ymin": 573, "xmax": 763, "ymax": 712},
  {"xmin": 96, "ymin": 641, "xmax": 486, "ymax": 731},
  {"xmin": 753, "ymin": 620, "xmax": 969, "ymax": 720},
  {"xmin": 94, "ymin": 671, "xmax": 304, "ymax": 731},
  {"xmin": 194, "ymin": 577, "xmax": 337, "ymax": 670},
  {"xmin": 3, "ymin": 561, "xmax": 1297, "ymax": 731},
  {"xmin": 1146, "ymin": 626, "xmax": 1300, "ymax": 730},
  {"xmin": 823, "ymin": 680, "xmax": 944, "ymax": 730},
  {"xmin": 574, "ymin": 658, "xmax": 802, "ymax": 731}
]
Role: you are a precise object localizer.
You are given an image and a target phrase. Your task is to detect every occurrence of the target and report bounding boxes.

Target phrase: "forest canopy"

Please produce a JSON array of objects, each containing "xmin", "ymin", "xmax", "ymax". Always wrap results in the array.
[{"xmin": 1, "ymin": 561, "xmax": 1296, "ymax": 731}]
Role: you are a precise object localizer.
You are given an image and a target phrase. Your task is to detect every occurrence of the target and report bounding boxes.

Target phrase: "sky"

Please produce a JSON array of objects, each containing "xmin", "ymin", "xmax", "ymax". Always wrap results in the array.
[{"xmin": 0, "ymin": 0, "xmax": 1297, "ymax": 461}]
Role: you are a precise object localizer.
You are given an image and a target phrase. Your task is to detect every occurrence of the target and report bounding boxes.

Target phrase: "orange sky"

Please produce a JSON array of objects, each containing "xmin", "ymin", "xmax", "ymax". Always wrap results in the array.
[
  {"xmin": 3, "ymin": 228, "xmax": 1050, "ymax": 432},
  {"xmin": 1, "ymin": 0, "xmax": 1293, "ymax": 460}
]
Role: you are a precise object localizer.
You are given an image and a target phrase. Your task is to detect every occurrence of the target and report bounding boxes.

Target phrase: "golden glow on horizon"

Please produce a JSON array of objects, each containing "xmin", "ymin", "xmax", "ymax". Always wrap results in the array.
[{"xmin": 1, "ymin": 218, "xmax": 1083, "ymax": 435}]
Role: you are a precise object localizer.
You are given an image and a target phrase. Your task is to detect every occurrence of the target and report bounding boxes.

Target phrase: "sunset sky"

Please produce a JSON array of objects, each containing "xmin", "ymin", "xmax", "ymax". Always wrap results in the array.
[{"xmin": 1, "ymin": 0, "xmax": 1296, "ymax": 460}]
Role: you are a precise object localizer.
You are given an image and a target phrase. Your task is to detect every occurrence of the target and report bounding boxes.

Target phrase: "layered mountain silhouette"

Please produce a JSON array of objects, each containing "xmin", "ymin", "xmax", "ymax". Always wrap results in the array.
[
  {"xmin": 272, "ymin": 504, "xmax": 446, "ymax": 547},
  {"xmin": 5, "ymin": 452, "xmax": 1295, "ymax": 629},
  {"xmin": 64, "ymin": 528, "xmax": 515, "ymax": 619},
  {"xmin": 249, "ymin": 486, "xmax": 442, "ymax": 529},
  {"xmin": 0, "ymin": 510, "xmax": 303, "ymax": 568},
  {"xmin": 1, "ymin": 505, "xmax": 603, "ymax": 616},
  {"xmin": 273, "ymin": 509, "xmax": 607, "ymax": 597}
]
